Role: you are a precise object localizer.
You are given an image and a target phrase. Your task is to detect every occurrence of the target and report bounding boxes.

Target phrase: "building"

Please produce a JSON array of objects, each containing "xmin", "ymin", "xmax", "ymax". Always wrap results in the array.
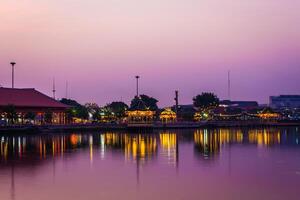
[
  {"xmin": 257, "ymin": 107, "xmax": 281, "ymax": 121},
  {"xmin": 0, "ymin": 87, "xmax": 70, "ymax": 125},
  {"xmin": 126, "ymin": 97, "xmax": 155, "ymax": 127},
  {"xmin": 270, "ymin": 95, "xmax": 300, "ymax": 109},
  {"xmin": 171, "ymin": 104, "xmax": 196, "ymax": 121},
  {"xmin": 220, "ymin": 100, "xmax": 259, "ymax": 110},
  {"xmin": 159, "ymin": 108, "xmax": 176, "ymax": 123}
]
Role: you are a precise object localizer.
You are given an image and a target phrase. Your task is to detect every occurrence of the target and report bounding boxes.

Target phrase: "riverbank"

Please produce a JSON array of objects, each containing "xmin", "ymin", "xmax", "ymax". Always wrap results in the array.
[{"xmin": 0, "ymin": 121, "xmax": 299, "ymax": 134}]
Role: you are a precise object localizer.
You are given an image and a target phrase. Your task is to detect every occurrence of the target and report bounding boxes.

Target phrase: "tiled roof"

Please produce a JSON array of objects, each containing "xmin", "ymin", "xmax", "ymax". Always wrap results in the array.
[{"xmin": 0, "ymin": 87, "xmax": 69, "ymax": 108}]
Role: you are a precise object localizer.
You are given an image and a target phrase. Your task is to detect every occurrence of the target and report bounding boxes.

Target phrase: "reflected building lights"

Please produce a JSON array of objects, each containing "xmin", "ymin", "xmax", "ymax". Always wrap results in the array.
[
  {"xmin": 194, "ymin": 129, "xmax": 220, "ymax": 158},
  {"xmin": 0, "ymin": 128, "xmax": 298, "ymax": 167},
  {"xmin": 160, "ymin": 132, "xmax": 178, "ymax": 167},
  {"xmin": 100, "ymin": 135, "xmax": 105, "ymax": 160},
  {"xmin": 89, "ymin": 135, "xmax": 93, "ymax": 164}
]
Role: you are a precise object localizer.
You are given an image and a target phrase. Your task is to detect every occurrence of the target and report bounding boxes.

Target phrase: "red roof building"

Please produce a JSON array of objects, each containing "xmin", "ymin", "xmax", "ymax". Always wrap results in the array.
[{"xmin": 0, "ymin": 88, "xmax": 70, "ymax": 124}]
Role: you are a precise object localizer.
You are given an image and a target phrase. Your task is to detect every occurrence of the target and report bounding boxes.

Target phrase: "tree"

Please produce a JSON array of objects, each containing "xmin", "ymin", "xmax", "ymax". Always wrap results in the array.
[
  {"xmin": 65, "ymin": 108, "xmax": 76, "ymax": 123},
  {"xmin": 60, "ymin": 98, "xmax": 82, "ymax": 107},
  {"xmin": 84, "ymin": 103, "xmax": 100, "ymax": 115},
  {"xmin": 106, "ymin": 102, "xmax": 128, "ymax": 119},
  {"xmin": 193, "ymin": 92, "xmax": 219, "ymax": 110},
  {"xmin": 92, "ymin": 109, "xmax": 101, "ymax": 121},
  {"xmin": 77, "ymin": 106, "xmax": 89, "ymax": 120},
  {"xmin": 3, "ymin": 104, "xmax": 18, "ymax": 124},
  {"xmin": 130, "ymin": 94, "xmax": 158, "ymax": 111},
  {"xmin": 99, "ymin": 106, "xmax": 116, "ymax": 122},
  {"xmin": 25, "ymin": 112, "xmax": 36, "ymax": 123},
  {"xmin": 44, "ymin": 110, "xmax": 53, "ymax": 124},
  {"xmin": 60, "ymin": 98, "xmax": 89, "ymax": 121}
]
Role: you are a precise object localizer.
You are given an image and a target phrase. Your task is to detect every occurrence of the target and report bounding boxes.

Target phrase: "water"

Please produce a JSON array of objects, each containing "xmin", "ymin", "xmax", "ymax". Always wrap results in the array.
[{"xmin": 0, "ymin": 127, "xmax": 300, "ymax": 200}]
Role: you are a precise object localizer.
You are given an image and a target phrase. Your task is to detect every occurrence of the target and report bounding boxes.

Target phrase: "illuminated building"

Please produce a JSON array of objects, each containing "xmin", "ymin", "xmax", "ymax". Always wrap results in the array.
[
  {"xmin": 126, "ymin": 97, "xmax": 155, "ymax": 127},
  {"xmin": 159, "ymin": 108, "xmax": 176, "ymax": 123},
  {"xmin": 194, "ymin": 111, "xmax": 210, "ymax": 121},
  {"xmin": 0, "ymin": 88, "xmax": 69, "ymax": 125},
  {"xmin": 257, "ymin": 107, "xmax": 280, "ymax": 121}
]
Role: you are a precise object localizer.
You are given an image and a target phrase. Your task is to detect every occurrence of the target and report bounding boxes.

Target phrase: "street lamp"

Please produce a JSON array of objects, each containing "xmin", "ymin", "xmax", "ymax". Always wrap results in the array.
[{"xmin": 10, "ymin": 62, "xmax": 16, "ymax": 88}]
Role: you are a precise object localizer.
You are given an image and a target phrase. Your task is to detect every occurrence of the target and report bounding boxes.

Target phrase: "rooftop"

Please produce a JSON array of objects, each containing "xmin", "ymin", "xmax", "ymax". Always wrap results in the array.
[{"xmin": 0, "ymin": 87, "xmax": 69, "ymax": 108}]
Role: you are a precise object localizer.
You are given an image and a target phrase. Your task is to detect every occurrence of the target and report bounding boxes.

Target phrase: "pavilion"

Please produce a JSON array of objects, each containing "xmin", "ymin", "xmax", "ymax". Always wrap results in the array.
[
  {"xmin": 0, "ymin": 87, "xmax": 70, "ymax": 125},
  {"xmin": 159, "ymin": 108, "xmax": 176, "ymax": 123},
  {"xmin": 126, "ymin": 97, "xmax": 155, "ymax": 127}
]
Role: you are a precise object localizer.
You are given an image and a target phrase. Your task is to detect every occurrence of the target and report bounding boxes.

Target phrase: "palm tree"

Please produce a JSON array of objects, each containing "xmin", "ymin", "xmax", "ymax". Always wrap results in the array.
[
  {"xmin": 44, "ymin": 110, "xmax": 53, "ymax": 124},
  {"xmin": 25, "ymin": 112, "xmax": 36, "ymax": 124},
  {"xmin": 3, "ymin": 105, "xmax": 18, "ymax": 125}
]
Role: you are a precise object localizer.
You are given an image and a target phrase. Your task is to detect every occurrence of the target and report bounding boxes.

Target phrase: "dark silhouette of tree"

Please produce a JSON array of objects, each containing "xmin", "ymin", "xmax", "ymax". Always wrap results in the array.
[
  {"xmin": 65, "ymin": 108, "xmax": 76, "ymax": 123},
  {"xmin": 44, "ymin": 110, "xmax": 53, "ymax": 124},
  {"xmin": 60, "ymin": 98, "xmax": 89, "ymax": 121},
  {"xmin": 60, "ymin": 98, "xmax": 82, "ymax": 107},
  {"xmin": 130, "ymin": 95, "xmax": 158, "ymax": 111},
  {"xmin": 25, "ymin": 112, "xmax": 36, "ymax": 122},
  {"xmin": 84, "ymin": 103, "xmax": 99, "ymax": 115},
  {"xmin": 92, "ymin": 109, "xmax": 101, "ymax": 121},
  {"xmin": 193, "ymin": 92, "xmax": 219, "ymax": 110},
  {"xmin": 3, "ymin": 104, "xmax": 18, "ymax": 124},
  {"xmin": 106, "ymin": 102, "xmax": 128, "ymax": 119},
  {"xmin": 77, "ymin": 107, "xmax": 89, "ymax": 120}
]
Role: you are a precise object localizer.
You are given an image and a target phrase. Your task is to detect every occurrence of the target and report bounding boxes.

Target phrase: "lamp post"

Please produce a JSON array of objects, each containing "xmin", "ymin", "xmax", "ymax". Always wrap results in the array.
[
  {"xmin": 135, "ymin": 75, "xmax": 140, "ymax": 97},
  {"xmin": 10, "ymin": 62, "xmax": 16, "ymax": 88}
]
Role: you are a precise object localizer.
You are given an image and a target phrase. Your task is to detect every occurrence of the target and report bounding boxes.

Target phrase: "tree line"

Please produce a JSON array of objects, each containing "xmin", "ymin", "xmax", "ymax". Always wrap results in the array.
[{"xmin": 1, "ymin": 92, "xmax": 219, "ymax": 124}]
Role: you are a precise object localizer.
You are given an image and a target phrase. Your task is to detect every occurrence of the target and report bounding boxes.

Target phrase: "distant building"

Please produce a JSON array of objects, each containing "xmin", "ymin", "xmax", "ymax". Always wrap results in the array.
[
  {"xmin": 270, "ymin": 95, "xmax": 300, "ymax": 109},
  {"xmin": 171, "ymin": 104, "xmax": 196, "ymax": 121},
  {"xmin": 220, "ymin": 100, "xmax": 259, "ymax": 110},
  {"xmin": 0, "ymin": 87, "xmax": 69, "ymax": 124}
]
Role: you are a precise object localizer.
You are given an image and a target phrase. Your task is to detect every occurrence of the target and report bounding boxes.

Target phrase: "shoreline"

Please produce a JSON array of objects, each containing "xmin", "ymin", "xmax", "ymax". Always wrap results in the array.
[{"xmin": 0, "ymin": 121, "xmax": 299, "ymax": 134}]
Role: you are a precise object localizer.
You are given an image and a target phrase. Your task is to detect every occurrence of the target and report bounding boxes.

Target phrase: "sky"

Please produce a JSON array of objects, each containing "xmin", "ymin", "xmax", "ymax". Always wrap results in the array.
[{"xmin": 0, "ymin": 0, "xmax": 299, "ymax": 107}]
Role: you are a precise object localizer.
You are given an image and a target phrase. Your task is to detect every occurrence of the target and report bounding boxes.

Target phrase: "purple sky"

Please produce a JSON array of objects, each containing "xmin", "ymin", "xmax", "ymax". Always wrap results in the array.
[{"xmin": 1, "ymin": 0, "xmax": 300, "ymax": 107}]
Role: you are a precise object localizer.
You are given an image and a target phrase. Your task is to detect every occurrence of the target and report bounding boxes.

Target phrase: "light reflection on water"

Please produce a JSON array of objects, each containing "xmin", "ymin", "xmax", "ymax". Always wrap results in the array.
[{"xmin": 0, "ymin": 127, "xmax": 300, "ymax": 200}]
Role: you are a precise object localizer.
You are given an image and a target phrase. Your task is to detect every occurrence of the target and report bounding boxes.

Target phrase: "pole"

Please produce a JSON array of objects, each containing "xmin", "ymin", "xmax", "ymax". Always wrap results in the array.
[
  {"xmin": 65, "ymin": 81, "xmax": 68, "ymax": 99},
  {"xmin": 228, "ymin": 70, "xmax": 231, "ymax": 100},
  {"xmin": 135, "ymin": 76, "xmax": 139, "ymax": 97},
  {"xmin": 175, "ymin": 90, "xmax": 179, "ymax": 119},
  {"xmin": 52, "ymin": 78, "xmax": 56, "ymax": 99},
  {"xmin": 10, "ymin": 62, "xmax": 16, "ymax": 88}
]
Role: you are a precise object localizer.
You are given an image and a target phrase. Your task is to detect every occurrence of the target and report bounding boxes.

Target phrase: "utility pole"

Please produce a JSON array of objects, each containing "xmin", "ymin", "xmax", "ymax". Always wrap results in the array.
[
  {"xmin": 228, "ymin": 70, "xmax": 231, "ymax": 100},
  {"xmin": 65, "ymin": 81, "xmax": 68, "ymax": 99},
  {"xmin": 52, "ymin": 78, "xmax": 56, "ymax": 99},
  {"xmin": 135, "ymin": 76, "xmax": 140, "ymax": 97},
  {"xmin": 10, "ymin": 62, "xmax": 16, "ymax": 88},
  {"xmin": 174, "ymin": 90, "xmax": 179, "ymax": 118}
]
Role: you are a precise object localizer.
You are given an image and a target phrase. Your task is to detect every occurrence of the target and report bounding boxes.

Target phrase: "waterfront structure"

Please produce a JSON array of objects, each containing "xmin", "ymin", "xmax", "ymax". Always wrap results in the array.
[
  {"xmin": 0, "ymin": 87, "xmax": 69, "ymax": 125},
  {"xmin": 159, "ymin": 108, "xmax": 176, "ymax": 123},
  {"xmin": 270, "ymin": 95, "xmax": 300, "ymax": 109},
  {"xmin": 194, "ymin": 111, "xmax": 210, "ymax": 121},
  {"xmin": 211, "ymin": 107, "xmax": 279, "ymax": 121},
  {"xmin": 126, "ymin": 97, "xmax": 155, "ymax": 127},
  {"xmin": 257, "ymin": 107, "xmax": 280, "ymax": 121}
]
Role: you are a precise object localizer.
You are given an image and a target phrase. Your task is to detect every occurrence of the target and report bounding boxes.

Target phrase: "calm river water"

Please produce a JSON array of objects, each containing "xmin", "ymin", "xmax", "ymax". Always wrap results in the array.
[{"xmin": 0, "ymin": 127, "xmax": 300, "ymax": 200}]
